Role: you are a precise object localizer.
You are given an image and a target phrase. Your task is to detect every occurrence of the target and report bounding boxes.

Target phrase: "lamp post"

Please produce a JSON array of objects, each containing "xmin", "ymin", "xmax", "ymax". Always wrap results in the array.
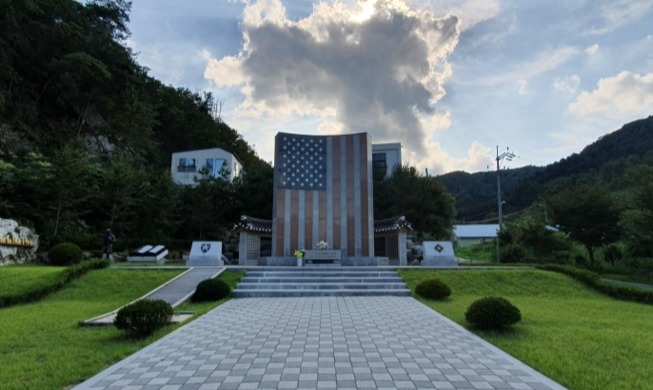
[{"xmin": 495, "ymin": 146, "xmax": 515, "ymax": 262}]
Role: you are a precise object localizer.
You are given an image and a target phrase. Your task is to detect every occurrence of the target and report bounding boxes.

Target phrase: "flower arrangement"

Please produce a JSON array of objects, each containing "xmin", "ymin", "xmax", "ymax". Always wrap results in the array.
[
  {"xmin": 294, "ymin": 249, "xmax": 304, "ymax": 259},
  {"xmin": 317, "ymin": 240, "xmax": 329, "ymax": 250}
]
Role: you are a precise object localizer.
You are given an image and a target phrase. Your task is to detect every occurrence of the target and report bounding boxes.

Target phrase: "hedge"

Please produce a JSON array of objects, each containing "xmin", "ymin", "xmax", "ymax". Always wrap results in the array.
[
  {"xmin": 537, "ymin": 264, "xmax": 653, "ymax": 305},
  {"xmin": 0, "ymin": 259, "xmax": 111, "ymax": 308}
]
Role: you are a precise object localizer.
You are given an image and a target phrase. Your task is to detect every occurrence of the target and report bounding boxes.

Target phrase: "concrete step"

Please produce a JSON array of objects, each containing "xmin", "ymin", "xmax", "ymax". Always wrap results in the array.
[
  {"xmin": 236, "ymin": 283, "xmax": 409, "ymax": 290},
  {"xmin": 246, "ymin": 271, "xmax": 399, "ymax": 278},
  {"xmin": 233, "ymin": 267, "xmax": 410, "ymax": 298},
  {"xmin": 241, "ymin": 277, "xmax": 403, "ymax": 283},
  {"xmin": 232, "ymin": 289, "xmax": 412, "ymax": 298}
]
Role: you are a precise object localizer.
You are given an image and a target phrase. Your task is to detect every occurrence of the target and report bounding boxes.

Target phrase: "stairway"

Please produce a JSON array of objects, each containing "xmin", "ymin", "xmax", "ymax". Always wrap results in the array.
[{"xmin": 232, "ymin": 267, "xmax": 411, "ymax": 298}]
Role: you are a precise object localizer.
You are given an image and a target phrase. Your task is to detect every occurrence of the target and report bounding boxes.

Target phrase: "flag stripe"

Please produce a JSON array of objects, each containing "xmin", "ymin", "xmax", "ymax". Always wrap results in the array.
[
  {"xmin": 332, "ymin": 137, "xmax": 341, "ymax": 250},
  {"xmin": 346, "ymin": 135, "xmax": 355, "ymax": 256},
  {"xmin": 305, "ymin": 190, "xmax": 313, "ymax": 249}
]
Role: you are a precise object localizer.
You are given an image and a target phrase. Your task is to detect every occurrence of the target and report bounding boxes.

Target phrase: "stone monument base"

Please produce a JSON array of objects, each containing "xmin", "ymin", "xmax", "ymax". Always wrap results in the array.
[{"xmin": 256, "ymin": 256, "xmax": 387, "ymax": 266}]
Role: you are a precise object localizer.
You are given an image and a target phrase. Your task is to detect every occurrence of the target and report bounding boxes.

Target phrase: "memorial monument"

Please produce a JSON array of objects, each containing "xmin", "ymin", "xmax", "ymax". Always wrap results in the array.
[{"xmin": 236, "ymin": 132, "xmax": 412, "ymax": 266}]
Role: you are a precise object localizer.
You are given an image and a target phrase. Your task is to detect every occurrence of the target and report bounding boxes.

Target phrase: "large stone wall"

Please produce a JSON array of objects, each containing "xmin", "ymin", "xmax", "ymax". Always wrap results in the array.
[{"xmin": 0, "ymin": 218, "xmax": 39, "ymax": 266}]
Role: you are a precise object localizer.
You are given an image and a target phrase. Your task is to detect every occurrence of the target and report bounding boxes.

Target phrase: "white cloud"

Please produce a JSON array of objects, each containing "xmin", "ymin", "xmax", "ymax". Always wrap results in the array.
[
  {"xmin": 204, "ymin": 0, "xmax": 462, "ymax": 168},
  {"xmin": 588, "ymin": 0, "xmax": 653, "ymax": 35},
  {"xmin": 585, "ymin": 43, "xmax": 599, "ymax": 56},
  {"xmin": 415, "ymin": 140, "xmax": 492, "ymax": 175},
  {"xmin": 482, "ymin": 46, "xmax": 581, "ymax": 86},
  {"xmin": 553, "ymin": 75, "xmax": 580, "ymax": 97},
  {"xmin": 569, "ymin": 71, "xmax": 653, "ymax": 119},
  {"xmin": 552, "ymin": 71, "xmax": 653, "ymax": 153},
  {"xmin": 409, "ymin": 0, "xmax": 501, "ymax": 31}
]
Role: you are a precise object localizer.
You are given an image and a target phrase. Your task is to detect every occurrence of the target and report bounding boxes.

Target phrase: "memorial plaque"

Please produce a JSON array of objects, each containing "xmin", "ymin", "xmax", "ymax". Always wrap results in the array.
[
  {"xmin": 187, "ymin": 241, "xmax": 223, "ymax": 266},
  {"xmin": 422, "ymin": 241, "xmax": 457, "ymax": 267}
]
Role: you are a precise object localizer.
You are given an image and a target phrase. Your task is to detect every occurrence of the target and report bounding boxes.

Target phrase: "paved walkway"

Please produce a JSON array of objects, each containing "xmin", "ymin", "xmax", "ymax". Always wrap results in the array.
[
  {"xmin": 81, "ymin": 267, "xmax": 223, "ymax": 326},
  {"xmin": 75, "ymin": 297, "xmax": 565, "ymax": 390}
]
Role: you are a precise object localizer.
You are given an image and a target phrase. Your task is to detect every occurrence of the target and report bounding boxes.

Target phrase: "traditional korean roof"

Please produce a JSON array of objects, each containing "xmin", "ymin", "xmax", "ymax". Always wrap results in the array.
[
  {"xmin": 235, "ymin": 215, "xmax": 413, "ymax": 235},
  {"xmin": 234, "ymin": 215, "xmax": 273, "ymax": 234},
  {"xmin": 374, "ymin": 216, "xmax": 413, "ymax": 233}
]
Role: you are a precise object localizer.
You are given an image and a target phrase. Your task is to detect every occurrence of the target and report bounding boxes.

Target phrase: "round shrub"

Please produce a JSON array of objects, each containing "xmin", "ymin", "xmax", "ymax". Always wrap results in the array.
[
  {"xmin": 465, "ymin": 296, "xmax": 521, "ymax": 330},
  {"xmin": 48, "ymin": 242, "xmax": 83, "ymax": 266},
  {"xmin": 191, "ymin": 278, "xmax": 230, "ymax": 302},
  {"xmin": 415, "ymin": 278, "xmax": 451, "ymax": 300},
  {"xmin": 114, "ymin": 299, "xmax": 173, "ymax": 336}
]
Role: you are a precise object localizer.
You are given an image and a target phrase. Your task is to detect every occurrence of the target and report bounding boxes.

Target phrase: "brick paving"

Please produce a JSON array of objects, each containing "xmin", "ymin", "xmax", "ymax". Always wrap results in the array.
[{"xmin": 74, "ymin": 297, "xmax": 566, "ymax": 390}]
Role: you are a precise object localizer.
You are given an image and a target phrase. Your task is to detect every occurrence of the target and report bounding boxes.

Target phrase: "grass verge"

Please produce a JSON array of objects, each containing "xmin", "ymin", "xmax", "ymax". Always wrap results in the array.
[
  {"xmin": 0, "ymin": 268, "xmax": 185, "ymax": 390},
  {"xmin": 0, "ymin": 260, "xmax": 110, "ymax": 308},
  {"xmin": 400, "ymin": 269, "xmax": 653, "ymax": 390}
]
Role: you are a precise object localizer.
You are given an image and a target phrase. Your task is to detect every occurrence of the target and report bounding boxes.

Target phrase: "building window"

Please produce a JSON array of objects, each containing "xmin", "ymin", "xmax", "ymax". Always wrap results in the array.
[
  {"xmin": 373, "ymin": 153, "xmax": 387, "ymax": 172},
  {"xmin": 206, "ymin": 158, "xmax": 226, "ymax": 178},
  {"xmin": 177, "ymin": 158, "xmax": 196, "ymax": 172}
]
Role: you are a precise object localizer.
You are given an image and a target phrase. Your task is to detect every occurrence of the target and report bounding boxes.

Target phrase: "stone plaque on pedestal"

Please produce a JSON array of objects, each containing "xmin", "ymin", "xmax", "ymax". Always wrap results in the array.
[
  {"xmin": 187, "ymin": 241, "xmax": 223, "ymax": 267},
  {"xmin": 422, "ymin": 241, "xmax": 457, "ymax": 267}
]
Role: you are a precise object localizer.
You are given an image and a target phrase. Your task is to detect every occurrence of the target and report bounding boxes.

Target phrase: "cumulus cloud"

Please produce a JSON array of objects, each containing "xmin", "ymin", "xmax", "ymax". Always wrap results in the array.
[
  {"xmin": 569, "ymin": 71, "xmax": 653, "ymax": 119},
  {"xmin": 204, "ymin": 0, "xmax": 461, "ymax": 167},
  {"xmin": 552, "ymin": 71, "xmax": 653, "ymax": 153},
  {"xmin": 409, "ymin": 0, "xmax": 501, "ymax": 31}
]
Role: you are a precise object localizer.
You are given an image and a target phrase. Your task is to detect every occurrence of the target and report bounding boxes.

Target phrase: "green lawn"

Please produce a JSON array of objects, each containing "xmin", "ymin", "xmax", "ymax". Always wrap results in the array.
[
  {"xmin": 0, "ymin": 265, "xmax": 66, "ymax": 297},
  {"xmin": 0, "ymin": 267, "xmax": 244, "ymax": 390},
  {"xmin": 400, "ymin": 269, "xmax": 653, "ymax": 390}
]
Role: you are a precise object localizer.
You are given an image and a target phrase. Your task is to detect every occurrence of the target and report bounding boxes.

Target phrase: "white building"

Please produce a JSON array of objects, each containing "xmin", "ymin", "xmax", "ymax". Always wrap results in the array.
[
  {"xmin": 170, "ymin": 147, "xmax": 242, "ymax": 185},
  {"xmin": 453, "ymin": 224, "xmax": 500, "ymax": 247},
  {"xmin": 372, "ymin": 143, "xmax": 402, "ymax": 177}
]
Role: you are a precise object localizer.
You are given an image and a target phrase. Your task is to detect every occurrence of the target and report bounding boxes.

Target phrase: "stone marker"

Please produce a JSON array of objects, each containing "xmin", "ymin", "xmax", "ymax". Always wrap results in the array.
[
  {"xmin": 422, "ymin": 241, "xmax": 458, "ymax": 267},
  {"xmin": 0, "ymin": 218, "xmax": 39, "ymax": 266},
  {"xmin": 128, "ymin": 245, "xmax": 168, "ymax": 263},
  {"xmin": 187, "ymin": 241, "xmax": 223, "ymax": 267}
]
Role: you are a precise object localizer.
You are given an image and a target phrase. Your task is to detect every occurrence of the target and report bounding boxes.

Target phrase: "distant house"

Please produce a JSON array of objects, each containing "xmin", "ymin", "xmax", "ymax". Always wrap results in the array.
[
  {"xmin": 453, "ymin": 224, "xmax": 499, "ymax": 247},
  {"xmin": 170, "ymin": 147, "xmax": 242, "ymax": 185}
]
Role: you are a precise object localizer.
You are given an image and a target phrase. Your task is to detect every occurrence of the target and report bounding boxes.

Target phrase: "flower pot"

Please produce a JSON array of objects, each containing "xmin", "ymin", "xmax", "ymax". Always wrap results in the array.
[{"xmin": 297, "ymin": 257, "xmax": 303, "ymax": 267}]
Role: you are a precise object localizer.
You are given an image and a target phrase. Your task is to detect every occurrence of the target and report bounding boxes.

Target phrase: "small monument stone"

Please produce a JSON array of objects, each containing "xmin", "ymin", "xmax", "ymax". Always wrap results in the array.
[
  {"xmin": 128, "ymin": 245, "xmax": 168, "ymax": 263},
  {"xmin": 187, "ymin": 241, "xmax": 223, "ymax": 267},
  {"xmin": 422, "ymin": 241, "xmax": 457, "ymax": 267}
]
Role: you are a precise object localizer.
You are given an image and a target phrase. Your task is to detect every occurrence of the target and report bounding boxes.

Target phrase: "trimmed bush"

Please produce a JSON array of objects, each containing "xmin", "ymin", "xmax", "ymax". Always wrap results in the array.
[
  {"xmin": 191, "ymin": 278, "xmax": 231, "ymax": 302},
  {"xmin": 114, "ymin": 299, "xmax": 173, "ymax": 336},
  {"xmin": 48, "ymin": 242, "xmax": 83, "ymax": 266},
  {"xmin": 465, "ymin": 296, "xmax": 521, "ymax": 330},
  {"xmin": 415, "ymin": 278, "xmax": 451, "ymax": 300}
]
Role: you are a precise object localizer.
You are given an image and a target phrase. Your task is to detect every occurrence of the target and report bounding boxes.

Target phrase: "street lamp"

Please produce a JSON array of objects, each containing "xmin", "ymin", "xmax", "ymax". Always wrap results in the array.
[{"xmin": 495, "ymin": 146, "xmax": 515, "ymax": 263}]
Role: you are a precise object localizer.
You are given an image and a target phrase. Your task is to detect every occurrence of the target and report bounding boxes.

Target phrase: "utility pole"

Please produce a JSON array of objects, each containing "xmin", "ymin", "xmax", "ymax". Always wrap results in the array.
[
  {"xmin": 495, "ymin": 145, "xmax": 515, "ymax": 228},
  {"xmin": 495, "ymin": 145, "xmax": 515, "ymax": 262}
]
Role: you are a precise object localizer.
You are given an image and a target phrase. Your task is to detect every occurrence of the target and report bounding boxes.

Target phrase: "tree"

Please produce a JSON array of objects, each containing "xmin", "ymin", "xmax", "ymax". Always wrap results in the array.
[
  {"xmin": 546, "ymin": 182, "xmax": 620, "ymax": 265},
  {"xmin": 232, "ymin": 160, "xmax": 273, "ymax": 219},
  {"xmin": 374, "ymin": 165, "xmax": 456, "ymax": 239},
  {"xmin": 620, "ymin": 164, "xmax": 653, "ymax": 257}
]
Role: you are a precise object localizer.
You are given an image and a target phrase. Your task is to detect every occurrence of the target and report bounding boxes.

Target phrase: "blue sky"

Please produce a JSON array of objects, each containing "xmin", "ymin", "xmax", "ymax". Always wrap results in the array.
[{"xmin": 126, "ymin": 0, "xmax": 653, "ymax": 174}]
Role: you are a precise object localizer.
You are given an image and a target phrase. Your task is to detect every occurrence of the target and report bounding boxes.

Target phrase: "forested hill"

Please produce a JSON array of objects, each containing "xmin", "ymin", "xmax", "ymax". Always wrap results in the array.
[
  {"xmin": 0, "ymin": 0, "xmax": 264, "ymax": 169},
  {"xmin": 437, "ymin": 115, "xmax": 653, "ymax": 223},
  {"xmin": 0, "ymin": 0, "xmax": 274, "ymax": 248}
]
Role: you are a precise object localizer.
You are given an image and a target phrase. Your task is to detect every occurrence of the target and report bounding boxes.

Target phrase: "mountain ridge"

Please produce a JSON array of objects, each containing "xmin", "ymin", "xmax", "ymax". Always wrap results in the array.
[{"xmin": 436, "ymin": 115, "xmax": 653, "ymax": 222}]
